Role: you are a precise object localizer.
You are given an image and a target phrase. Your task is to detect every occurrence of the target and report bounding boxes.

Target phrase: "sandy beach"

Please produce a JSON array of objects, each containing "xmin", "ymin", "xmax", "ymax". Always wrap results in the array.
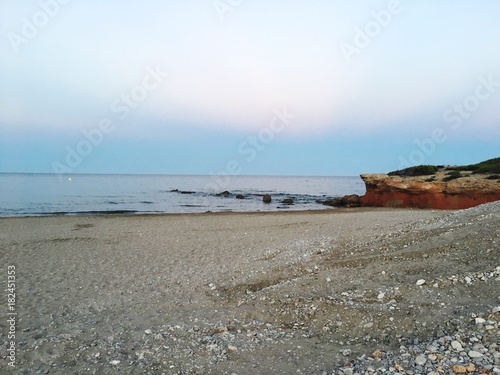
[{"xmin": 1, "ymin": 204, "xmax": 499, "ymax": 374}]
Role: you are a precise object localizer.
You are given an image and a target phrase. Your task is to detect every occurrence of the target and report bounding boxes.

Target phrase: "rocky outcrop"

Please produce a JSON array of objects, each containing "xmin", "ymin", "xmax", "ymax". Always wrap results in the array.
[
  {"xmin": 360, "ymin": 173, "xmax": 500, "ymax": 209},
  {"xmin": 319, "ymin": 195, "xmax": 361, "ymax": 208}
]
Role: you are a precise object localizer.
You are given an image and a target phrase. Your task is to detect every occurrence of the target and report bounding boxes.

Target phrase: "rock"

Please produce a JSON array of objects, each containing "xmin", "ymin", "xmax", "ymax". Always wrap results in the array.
[
  {"xmin": 110, "ymin": 360, "xmax": 120, "ymax": 365},
  {"xmin": 144, "ymin": 329, "xmax": 152, "ymax": 334},
  {"xmin": 451, "ymin": 341, "xmax": 463, "ymax": 351},
  {"xmin": 322, "ymin": 198, "xmax": 343, "ymax": 207},
  {"xmin": 415, "ymin": 355, "xmax": 427, "ymax": 365},
  {"xmin": 217, "ymin": 191, "xmax": 231, "ymax": 197},
  {"xmin": 475, "ymin": 317, "xmax": 486, "ymax": 324},
  {"xmin": 452, "ymin": 365, "xmax": 467, "ymax": 373},
  {"xmin": 227, "ymin": 345, "xmax": 237, "ymax": 352},
  {"xmin": 465, "ymin": 364, "xmax": 476, "ymax": 372},
  {"xmin": 468, "ymin": 350, "xmax": 483, "ymax": 358},
  {"xmin": 343, "ymin": 368, "xmax": 353, "ymax": 375},
  {"xmin": 342, "ymin": 348, "xmax": 352, "ymax": 356},
  {"xmin": 416, "ymin": 279, "xmax": 426, "ymax": 286},
  {"xmin": 281, "ymin": 198, "xmax": 294, "ymax": 205},
  {"xmin": 235, "ymin": 194, "xmax": 245, "ymax": 199},
  {"xmin": 263, "ymin": 194, "xmax": 272, "ymax": 203},
  {"xmin": 359, "ymin": 172, "xmax": 500, "ymax": 209},
  {"xmin": 492, "ymin": 306, "xmax": 500, "ymax": 314},
  {"xmin": 342, "ymin": 194, "xmax": 361, "ymax": 207}
]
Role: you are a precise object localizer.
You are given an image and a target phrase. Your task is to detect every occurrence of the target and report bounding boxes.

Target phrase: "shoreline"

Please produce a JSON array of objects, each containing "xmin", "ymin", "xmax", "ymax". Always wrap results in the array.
[{"xmin": 0, "ymin": 206, "xmax": 437, "ymax": 220}]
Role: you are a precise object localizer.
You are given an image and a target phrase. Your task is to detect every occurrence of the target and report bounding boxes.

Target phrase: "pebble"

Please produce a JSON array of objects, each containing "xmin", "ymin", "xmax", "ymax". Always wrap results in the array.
[
  {"xmin": 451, "ymin": 341, "xmax": 463, "ymax": 351},
  {"xmin": 468, "ymin": 350, "xmax": 483, "ymax": 358},
  {"xmin": 415, "ymin": 355, "xmax": 426, "ymax": 365},
  {"xmin": 452, "ymin": 365, "xmax": 466, "ymax": 373},
  {"xmin": 416, "ymin": 279, "xmax": 426, "ymax": 286},
  {"xmin": 109, "ymin": 360, "xmax": 120, "ymax": 365}
]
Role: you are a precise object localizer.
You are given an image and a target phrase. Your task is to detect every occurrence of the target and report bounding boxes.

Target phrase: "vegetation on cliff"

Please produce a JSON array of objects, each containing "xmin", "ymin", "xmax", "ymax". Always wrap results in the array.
[{"xmin": 388, "ymin": 158, "xmax": 500, "ymax": 181}]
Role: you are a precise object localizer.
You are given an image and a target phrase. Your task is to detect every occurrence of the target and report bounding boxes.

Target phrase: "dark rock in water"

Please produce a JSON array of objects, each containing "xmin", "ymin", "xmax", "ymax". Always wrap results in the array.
[
  {"xmin": 281, "ymin": 198, "xmax": 294, "ymax": 205},
  {"xmin": 322, "ymin": 198, "xmax": 343, "ymax": 207},
  {"xmin": 171, "ymin": 189, "xmax": 195, "ymax": 194},
  {"xmin": 342, "ymin": 194, "xmax": 361, "ymax": 207},
  {"xmin": 217, "ymin": 190, "xmax": 232, "ymax": 197},
  {"xmin": 263, "ymin": 194, "xmax": 272, "ymax": 203},
  {"xmin": 235, "ymin": 194, "xmax": 245, "ymax": 199}
]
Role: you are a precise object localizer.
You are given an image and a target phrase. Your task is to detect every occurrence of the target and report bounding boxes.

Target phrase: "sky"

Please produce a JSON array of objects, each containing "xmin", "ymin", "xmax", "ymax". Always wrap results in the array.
[{"xmin": 1, "ymin": 0, "xmax": 499, "ymax": 176}]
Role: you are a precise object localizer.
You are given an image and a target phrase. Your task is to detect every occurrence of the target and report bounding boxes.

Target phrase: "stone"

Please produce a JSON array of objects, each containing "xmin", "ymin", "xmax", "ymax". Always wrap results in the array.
[
  {"xmin": 263, "ymin": 194, "xmax": 272, "ymax": 203},
  {"xmin": 475, "ymin": 317, "xmax": 486, "ymax": 324},
  {"xmin": 227, "ymin": 345, "xmax": 237, "ymax": 352},
  {"xmin": 322, "ymin": 198, "xmax": 343, "ymax": 207},
  {"xmin": 281, "ymin": 198, "xmax": 294, "ymax": 205},
  {"xmin": 415, "ymin": 355, "xmax": 427, "ymax": 365},
  {"xmin": 144, "ymin": 329, "xmax": 152, "ymax": 334},
  {"xmin": 110, "ymin": 360, "xmax": 120, "ymax": 365},
  {"xmin": 343, "ymin": 368, "xmax": 353, "ymax": 375},
  {"xmin": 451, "ymin": 341, "xmax": 463, "ymax": 351},
  {"xmin": 235, "ymin": 194, "xmax": 245, "ymax": 199},
  {"xmin": 465, "ymin": 364, "xmax": 476, "ymax": 372},
  {"xmin": 217, "ymin": 191, "xmax": 231, "ymax": 197},
  {"xmin": 468, "ymin": 350, "xmax": 483, "ymax": 358},
  {"xmin": 342, "ymin": 194, "xmax": 361, "ymax": 207},
  {"xmin": 416, "ymin": 279, "xmax": 426, "ymax": 286},
  {"xmin": 452, "ymin": 365, "xmax": 467, "ymax": 373}
]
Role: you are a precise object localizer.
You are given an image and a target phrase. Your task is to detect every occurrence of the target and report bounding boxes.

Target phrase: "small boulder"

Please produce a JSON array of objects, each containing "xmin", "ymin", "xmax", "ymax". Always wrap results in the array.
[
  {"xmin": 263, "ymin": 194, "xmax": 272, "ymax": 203},
  {"xmin": 217, "ymin": 191, "xmax": 231, "ymax": 197},
  {"xmin": 342, "ymin": 194, "xmax": 361, "ymax": 207},
  {"xmin": 322, "ymin": 198, "xmax": 343, "ymax": 207},
  {"xmin": 235, "ymin": 194, "xmax": 245, "ymax": 199},
  {"xmin": 281, "ymin": 198, "xmax": 294, "ymax": 205}
]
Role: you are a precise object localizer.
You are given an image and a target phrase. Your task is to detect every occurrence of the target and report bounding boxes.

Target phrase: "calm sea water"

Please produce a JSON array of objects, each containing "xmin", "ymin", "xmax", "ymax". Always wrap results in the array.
[{"xmin": 0, "ymin": 174, "xmax": 366, "ymax": 217}]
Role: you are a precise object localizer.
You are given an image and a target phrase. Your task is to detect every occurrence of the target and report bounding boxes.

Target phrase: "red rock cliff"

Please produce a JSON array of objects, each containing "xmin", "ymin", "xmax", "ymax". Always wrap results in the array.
[{"xmin": 360, "ymin": 173, "xmax": 500, "ymax": 209}]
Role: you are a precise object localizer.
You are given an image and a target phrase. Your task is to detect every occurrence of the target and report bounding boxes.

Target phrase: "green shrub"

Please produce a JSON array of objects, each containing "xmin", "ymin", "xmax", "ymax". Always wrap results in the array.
[
  {"xmin": 443, "ymin": 170, "xmax": 462, "ymax": 181},
  {"xmin": 388, "ymin": 165, "xmax": 438, "ymax": 177}
]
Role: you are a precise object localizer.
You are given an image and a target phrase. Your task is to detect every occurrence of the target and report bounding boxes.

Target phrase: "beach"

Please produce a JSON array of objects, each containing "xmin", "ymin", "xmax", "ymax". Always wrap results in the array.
[{"xmin": 1, "ymin": 204, "xmax": 499, "ymax": 374}]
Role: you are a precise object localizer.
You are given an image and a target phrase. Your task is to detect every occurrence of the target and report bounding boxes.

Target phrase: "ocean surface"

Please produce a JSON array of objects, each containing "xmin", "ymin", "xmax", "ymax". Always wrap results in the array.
[{"xmin": 0, "ymin": 174, "xmax": 366, "ymax": 217}]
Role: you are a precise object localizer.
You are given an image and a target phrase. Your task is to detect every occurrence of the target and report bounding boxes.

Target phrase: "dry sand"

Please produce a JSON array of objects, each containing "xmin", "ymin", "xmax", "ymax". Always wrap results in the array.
[{"xmin": 1, "ymin": 204, "xmax": 499, "ymax": 374}]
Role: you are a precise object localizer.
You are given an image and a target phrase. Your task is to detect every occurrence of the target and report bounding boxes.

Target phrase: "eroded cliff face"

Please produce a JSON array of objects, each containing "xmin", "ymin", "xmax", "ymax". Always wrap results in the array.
[{"xmin": 360, "ymin": 173, "xmax": 500, "ymax": 209}]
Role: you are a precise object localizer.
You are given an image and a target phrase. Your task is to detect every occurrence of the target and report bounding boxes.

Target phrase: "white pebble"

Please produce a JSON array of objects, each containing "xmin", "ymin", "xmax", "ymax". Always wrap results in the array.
[
  {"xmin": 144, "ymin": 329, "xmax": 152, "ymax": 334},
  {"xmin": 451, "ymin": 340, "xmax": 463, "ymax": 351},
  {"xmin": 416, "ymin": 279, "xmax": 426, "ymax": 286},
  {"xmin": 468, "ymin": 350, "xmax": 483, "ymax": 358},
  {"xmin": 415, "ymin": 355, "xmax": 427, "ymax": 365},
  {"xmin": 110, "ymin": 360, "xmax": 120, "ymax": 365}
]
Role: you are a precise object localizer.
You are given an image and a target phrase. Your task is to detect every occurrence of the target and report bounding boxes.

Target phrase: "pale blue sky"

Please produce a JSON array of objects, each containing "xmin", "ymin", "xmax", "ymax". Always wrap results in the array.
[{"xmin": 1, "ymin": 0, "xmax": 499, "ymax": 175}]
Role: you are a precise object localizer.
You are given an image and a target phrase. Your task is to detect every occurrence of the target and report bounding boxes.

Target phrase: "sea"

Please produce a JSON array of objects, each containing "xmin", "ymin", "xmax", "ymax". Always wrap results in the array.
[{"xmin": 0, "ymin": 174, "xmax": 366, "ymax": 217}]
